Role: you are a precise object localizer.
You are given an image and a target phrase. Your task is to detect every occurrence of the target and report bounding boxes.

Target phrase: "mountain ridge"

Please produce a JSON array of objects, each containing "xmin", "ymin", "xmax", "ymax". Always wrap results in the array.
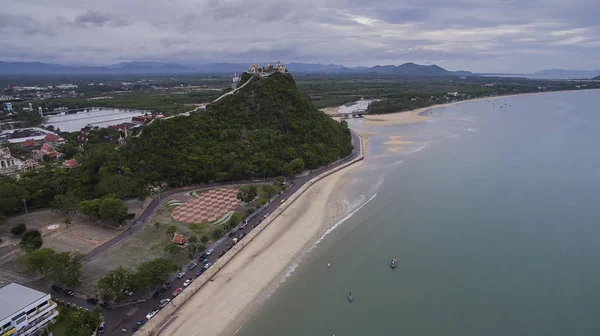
[{"xmin": 0, "ymin": 61, "xmax": 472, "ymax": 76}]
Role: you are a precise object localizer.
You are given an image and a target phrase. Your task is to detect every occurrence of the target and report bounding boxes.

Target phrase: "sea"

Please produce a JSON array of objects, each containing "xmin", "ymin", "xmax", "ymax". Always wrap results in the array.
[{"xmin": 237, "ymin": 89, "xmax": 600, "ymax": 336}]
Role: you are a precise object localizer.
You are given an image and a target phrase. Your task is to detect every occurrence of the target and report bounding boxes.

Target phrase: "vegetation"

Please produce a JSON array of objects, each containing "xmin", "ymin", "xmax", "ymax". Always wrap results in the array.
[
  {"xmin": 96, "ymin": 257, "xmax": 177, "ymax": 301},
  {"xmin": 19, "ymin": 229, "xmax": 43, "ymax": 251},
  {"xmin": 10, "ymin": 223, "xmax": 27, "ymax": 235},
  {"xmin": 96, "ymin": 266, "xmax": 136, "ymax": 301},
  {"xmin": 50, "ymin": 304, "xmax": 102, "ymax": 336},
  {"xmin": 123, "ymin": 72, "xmax": 353, "ymax": 186},
  {"xmin": 19, "ymin": 248, "xmax": 83, "ymax": 287},
  {"xmin": 79, "ymin": 197, "xmax": 128, "ymax": 223},
  {"xmin": 237, "ymin": 185, "xmax": 258, "ymax": 203}
]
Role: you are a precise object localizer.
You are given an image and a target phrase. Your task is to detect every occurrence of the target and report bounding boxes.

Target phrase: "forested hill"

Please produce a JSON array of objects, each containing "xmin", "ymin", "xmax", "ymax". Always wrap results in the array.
[{"xmin": 124, "ymin": 72, "xmax": 353, "ymax": 185}]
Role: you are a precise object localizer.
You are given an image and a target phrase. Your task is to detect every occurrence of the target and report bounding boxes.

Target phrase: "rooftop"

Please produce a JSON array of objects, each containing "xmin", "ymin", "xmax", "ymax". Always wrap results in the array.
[{"xmin": 0, "ymin": 283, "xmax": 49, "ymax": 322}]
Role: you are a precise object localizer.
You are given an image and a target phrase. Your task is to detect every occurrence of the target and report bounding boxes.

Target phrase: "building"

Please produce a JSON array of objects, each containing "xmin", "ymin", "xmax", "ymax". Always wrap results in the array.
[
  {"xmin": 43, "ymin": 134, "xmax": 66, "ymax": 145},
  {"xmin": 63, "ymin": 159, "xmax": 78, "ymax": 169},
  {"xmin": 0, "ymin": 283, "xmax": 59, "ymax": 336},
  {"xmin": 0, "ymin": 147, "xmax": 23, "ymax": 176},
  {"xmin": 171, "ymin": 233, "xmax": 188, "ymax": 246},
  {"xmin": 37, "ymin": 143, "xmax": 60, "ymax": 160}
]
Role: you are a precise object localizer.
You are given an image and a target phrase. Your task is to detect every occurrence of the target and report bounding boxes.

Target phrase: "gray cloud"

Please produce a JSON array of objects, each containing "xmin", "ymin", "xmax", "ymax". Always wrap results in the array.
[{"xmin": 1, "ymin": 0, "xmax": 599, "ymax": 72}]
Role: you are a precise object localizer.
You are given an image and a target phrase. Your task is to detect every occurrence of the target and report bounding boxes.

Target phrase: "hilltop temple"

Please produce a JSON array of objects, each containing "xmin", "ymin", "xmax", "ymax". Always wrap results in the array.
[{"xmin": 246, "ymin": 61, "xmax": 288, "ymax": 77}]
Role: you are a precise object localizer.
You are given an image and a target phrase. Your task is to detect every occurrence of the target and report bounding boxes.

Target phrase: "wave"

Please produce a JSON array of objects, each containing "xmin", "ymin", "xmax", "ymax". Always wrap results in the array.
[{"xmin": 310, "ymin": 192, "xmax": 378, "ymax": 251}]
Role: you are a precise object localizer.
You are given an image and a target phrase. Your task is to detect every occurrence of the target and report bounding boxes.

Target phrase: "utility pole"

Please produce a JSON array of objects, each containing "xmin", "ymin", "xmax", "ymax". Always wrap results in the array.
[{"xmin": 23, "ymin": 199, "xmax": 27, "ymax": 214}]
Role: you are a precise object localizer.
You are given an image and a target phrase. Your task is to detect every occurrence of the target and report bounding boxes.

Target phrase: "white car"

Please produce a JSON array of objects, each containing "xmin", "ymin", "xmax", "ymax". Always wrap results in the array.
[
  {"xmin": 203, "ymin": 262, "xmax": 212, "ymax": 269},
  {"xmin": 183, "ymin": 278, "xmax": 192, "ymax": 287},
  {"xmin": 176, "ymin": 271, "xmax": 185, "ymax": 278},
  {"xmin": 159, "ymin": 298, "xmax": 171, "ymax": 308},
  {"xmin": 263, "ymin": 213, "xmax": 269, "ymax": 218},
  {"xmin": 146, "ymin": 308, "xmax": 159, "ymax": 320},
  {"xmin": 206, "ymin": 249, "xmax": 214, "ymax": 256}
]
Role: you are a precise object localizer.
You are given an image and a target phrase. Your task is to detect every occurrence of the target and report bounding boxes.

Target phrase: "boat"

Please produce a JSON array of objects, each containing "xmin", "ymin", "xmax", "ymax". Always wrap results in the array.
[
  {"xmin": 390, "ymin": 257, "xmax": 397, "ymax": 268},
  {"xmin": 348, "ymin": 292, "xmax": 354, "ymax": 302}
]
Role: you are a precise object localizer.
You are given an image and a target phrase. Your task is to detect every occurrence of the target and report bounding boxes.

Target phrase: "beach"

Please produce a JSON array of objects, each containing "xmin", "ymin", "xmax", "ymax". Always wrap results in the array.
[{"xmin": 159, "ymin": 160, "xmax": 363, "ymax": 336}]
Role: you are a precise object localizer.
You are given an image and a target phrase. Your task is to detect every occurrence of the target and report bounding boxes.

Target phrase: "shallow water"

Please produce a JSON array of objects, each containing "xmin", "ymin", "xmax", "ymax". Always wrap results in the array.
[{"xmin": 238, "ymin": 90, "xmax": 600, "ymax": 336}]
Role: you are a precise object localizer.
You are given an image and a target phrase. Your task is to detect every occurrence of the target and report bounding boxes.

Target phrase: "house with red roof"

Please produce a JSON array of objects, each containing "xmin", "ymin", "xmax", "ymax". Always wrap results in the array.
[
  {"xmin": 37, "ymin": 143, "xmax": 61, "ymax": 160},
  {"xmin": 171, "ymin": 233, "xmax": 188, "ymax": 246},
  {"xmin": 20, "ymin": 139, "xmax": 37, "ymax": 148},
  {"xmin": 63, "ymin": 159, "xmax": 78, "ymax": 169},
  {"xmin": 43, "ymin": 133, "xmax": 66, "ymax": 144}
]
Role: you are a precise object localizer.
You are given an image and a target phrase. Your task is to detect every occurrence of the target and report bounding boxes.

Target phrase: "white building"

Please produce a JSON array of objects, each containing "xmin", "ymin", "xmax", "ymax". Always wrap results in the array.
[
  {"xmin": 0, "ymin": 147, "xmax": 23, "ymax": 177},
  {"xmin": 0, "ymin": 283, "xmax": 59, "ymax": 336},
  {"xmin": 55, "ymin": 84, "xmax": 78, "ymax": 89}
]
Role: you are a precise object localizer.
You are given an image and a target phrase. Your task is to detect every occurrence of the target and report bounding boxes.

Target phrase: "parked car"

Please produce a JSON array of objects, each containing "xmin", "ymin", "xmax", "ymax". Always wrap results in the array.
[
  {"xmin": 198, "ymin": 253, "xmax": 206, "ymax": 260},
  {"xmin": 202, "ymin": 258, "xmax": 209, "ymax": 264},
  {"xmin": 133, "ymin": 320, "xmax": 145, "ymax": 332},
  {"xmin": 226, "ymin": 243, "xmax": 232, "ymax": 251},
  {"xmin": 86, "ymin": 297, "xmax": 99, "ymax": 304},
  {"xmin": 195, "ymin": 269, "xmax": 203, "ymax": 277},
  {"xmin": 240, "ymin": 221, "xmax": 248, "ymax": 229},
  {"xmin": 122, "ymin": 289, "xmax": 134, "ymax": 296},
  {"xmin": 183, "ymin": 278, "xmax": 192, "ymax": 287},
  {"xmin": 153, "ymin": 288, "xmax": 165, "ymax": 298},
  {"xmin": 163, "ymin": 281, "xmax": 172, "ymax": 288},
  {"xmin": 172, "ymin": 288, "xmax": 183, "ymax": 296},
  {"xmin": 146, "ymin": 308, "xmax": 159, "ymax": 320},
  {"xmin": 228, "ymin": 231, "xmax": 235, "ymax": 237},
  {"xmin": 63, "ymin": 289, "xmax": 74, "ymax": 296},
  {"xmin": 203, "ymin": 262, "xmax": 212, "ymax": 270},
  {"xmin": 188, "ymin": 262, "xmax": 198, "ymax": 270},
  {"xmin": 238, "ymin": 232, "xmax": 246, "ymax": 239},
  {"xmin": 263, "ymin": 213, "xmax": 269, "ymax": 218},
  {"xmin": 232, "ymin": 238, "xmax": 238, "ymax": 244},
  {"xmin": 97, "ymin": 322, "xmax": 105, "ymax": 334},
  {"xmin": 50, "ymin": 285, "xmax": 62, "ymax": 292},
  {"xmin": 177, "ymin": 271, "xmax": 185, "ymax": 278},
  {"xmin": 99, "ymin": 302, "xmax": 112, "ymax": 309},
  {"xmin": 159, "ymin": 298, "xmax": 171, "ymax": 308},
  {"xmin": 206, "ymin": 249, "xmax": 214, "ymax": 256},
  {"xmin": 218, "ymin": 251, "xmax": 226, "ymax": 257}
]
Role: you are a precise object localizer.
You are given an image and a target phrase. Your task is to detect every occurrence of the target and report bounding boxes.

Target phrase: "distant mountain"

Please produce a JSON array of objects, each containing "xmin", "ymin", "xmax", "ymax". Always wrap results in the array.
[
  {"xmin": 0, "ymin": 61, "xmax": 196, "ymax": 75},
  {"xmin": 363, "ymin": 62, "xmax": 472, "ymax": 76},
  {"xmin": 0, "ymin": 61, "xmax": 472, "ymax": 77},
  {"xmin": 594, "ymin": 75, "xmax": 600, "ymax": 80},
  {"xmin": 535, "ymin": 69, "xmax": 600, "ymax": 77}
]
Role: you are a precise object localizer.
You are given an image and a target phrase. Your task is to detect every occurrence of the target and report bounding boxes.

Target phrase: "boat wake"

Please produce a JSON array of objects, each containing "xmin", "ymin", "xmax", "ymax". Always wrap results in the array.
[{"xmin": 310, "ymin": 193, "xmax": 378, "ymax": 251}]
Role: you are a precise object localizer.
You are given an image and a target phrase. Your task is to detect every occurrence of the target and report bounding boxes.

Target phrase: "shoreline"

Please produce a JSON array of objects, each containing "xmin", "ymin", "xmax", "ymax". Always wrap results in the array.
[
  {"xmin": 159, "ymin": 157, "xmax": 365, "ymax": 336},
  {"xmin": 152, "ymin": 132, "xmax": 368, "ymax": 336},
  {"xmin": 362, "ymin": 88, "xmax": 600, "ymax": 126}
]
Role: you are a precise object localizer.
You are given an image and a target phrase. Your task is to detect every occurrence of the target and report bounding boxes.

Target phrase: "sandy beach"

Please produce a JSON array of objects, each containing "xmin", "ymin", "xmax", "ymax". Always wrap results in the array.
[{"xmin": 159, "ymin": 161, "xmax": 363, "ymax": 336}]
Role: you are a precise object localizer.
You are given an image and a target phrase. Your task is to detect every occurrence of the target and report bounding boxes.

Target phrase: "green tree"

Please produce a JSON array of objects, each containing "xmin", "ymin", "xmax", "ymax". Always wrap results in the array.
[
  {"xmin": 97, "ymin": 266, "xmax": 136, "ymax": 301},
  {"xmin": 188, "ymin": 235, "xmax": 198, "ymax": 244},
  {"xmin": 98, "ymin": 197, "xmax": 128, "ymax": 223},
  {"xmin": 261, "ymin": 184, "xmax": 277, "ymax": 197},
  {"xmin": 64, "ymin": 217, "xmax": 72, "ymax": 228},
  {"xmin": 135, "ymin": 258, "xmax": 177, "ymax": 291},
  {"xmin": 50, "ymin": 251, "xmax": 83, "ymax": 288},
  {"xmin": 51, "ymin": 192, "xmax": 80, "ymax": 214},
  {"xmin": 290, "ymin": 158, "xmax": 305, "ymax": 173},
  {"xmin": 212, "ymin": 228, "xmax": 224, "ymax": 239},
  {"xmin": 20, "ymin": 229, "xmax": 42, "ymax": 251},
  {"xmin": 19, "ymin": 248, "xmax": 83, "ymax": 287},
  {"xmin": 0, "ymin": 181, "xmax": 29, "ymax": 214},
  {"xmin": 66, "ymin": 308, "xmax": 102, "ymax": 336},
  {"xmin": 163, "ymin": 244, "xmax": 181, "ymax": 260},
  {"xmin": 19, "ymin": 248, "xmax": 56, "ymax": 274},
  {"xmin": 200, "ymin": 235, "xmax": 208, "ymax": 244},
  {"xmin": 153, "ymin": 221, "xmax": 162, "ymax": 229},
  {"xmin": 165, "ymin": 225, "xmax": 177, "ymax": 237},
  {"xmin": 79, "ymin": 199, "xmax": 101, "ymax": 219},
  {"xmin": 10, "ymin": 223, "xmax": 27, "ymax": 235},
  {"xmin": 236, "ymin": 185, "xmax": 258, "ymax": 203}
]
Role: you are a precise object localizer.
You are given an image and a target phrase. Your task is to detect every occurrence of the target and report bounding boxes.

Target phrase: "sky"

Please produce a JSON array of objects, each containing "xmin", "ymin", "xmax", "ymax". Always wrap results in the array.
[{"xmin": 2, "ymin": 0, "xmax": 599, "ymax": 73}]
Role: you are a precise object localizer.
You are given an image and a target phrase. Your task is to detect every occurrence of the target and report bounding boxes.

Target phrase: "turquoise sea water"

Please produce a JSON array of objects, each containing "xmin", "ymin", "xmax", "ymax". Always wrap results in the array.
[{"xmin": 238, "ymin": 90, "xmax": 600, "ymax": 336}]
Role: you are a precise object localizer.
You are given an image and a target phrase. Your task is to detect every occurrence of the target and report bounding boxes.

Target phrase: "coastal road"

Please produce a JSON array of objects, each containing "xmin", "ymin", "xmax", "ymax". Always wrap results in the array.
[{"xmin": 40, "ymin": 131, "xmax": 360, "ymax": 336}]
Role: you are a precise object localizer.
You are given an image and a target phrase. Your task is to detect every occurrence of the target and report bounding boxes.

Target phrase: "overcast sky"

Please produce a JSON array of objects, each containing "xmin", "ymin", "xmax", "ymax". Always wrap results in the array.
[{"xmin": 2, "ymin": 0, "xmax": 599, "ymax": 73}]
